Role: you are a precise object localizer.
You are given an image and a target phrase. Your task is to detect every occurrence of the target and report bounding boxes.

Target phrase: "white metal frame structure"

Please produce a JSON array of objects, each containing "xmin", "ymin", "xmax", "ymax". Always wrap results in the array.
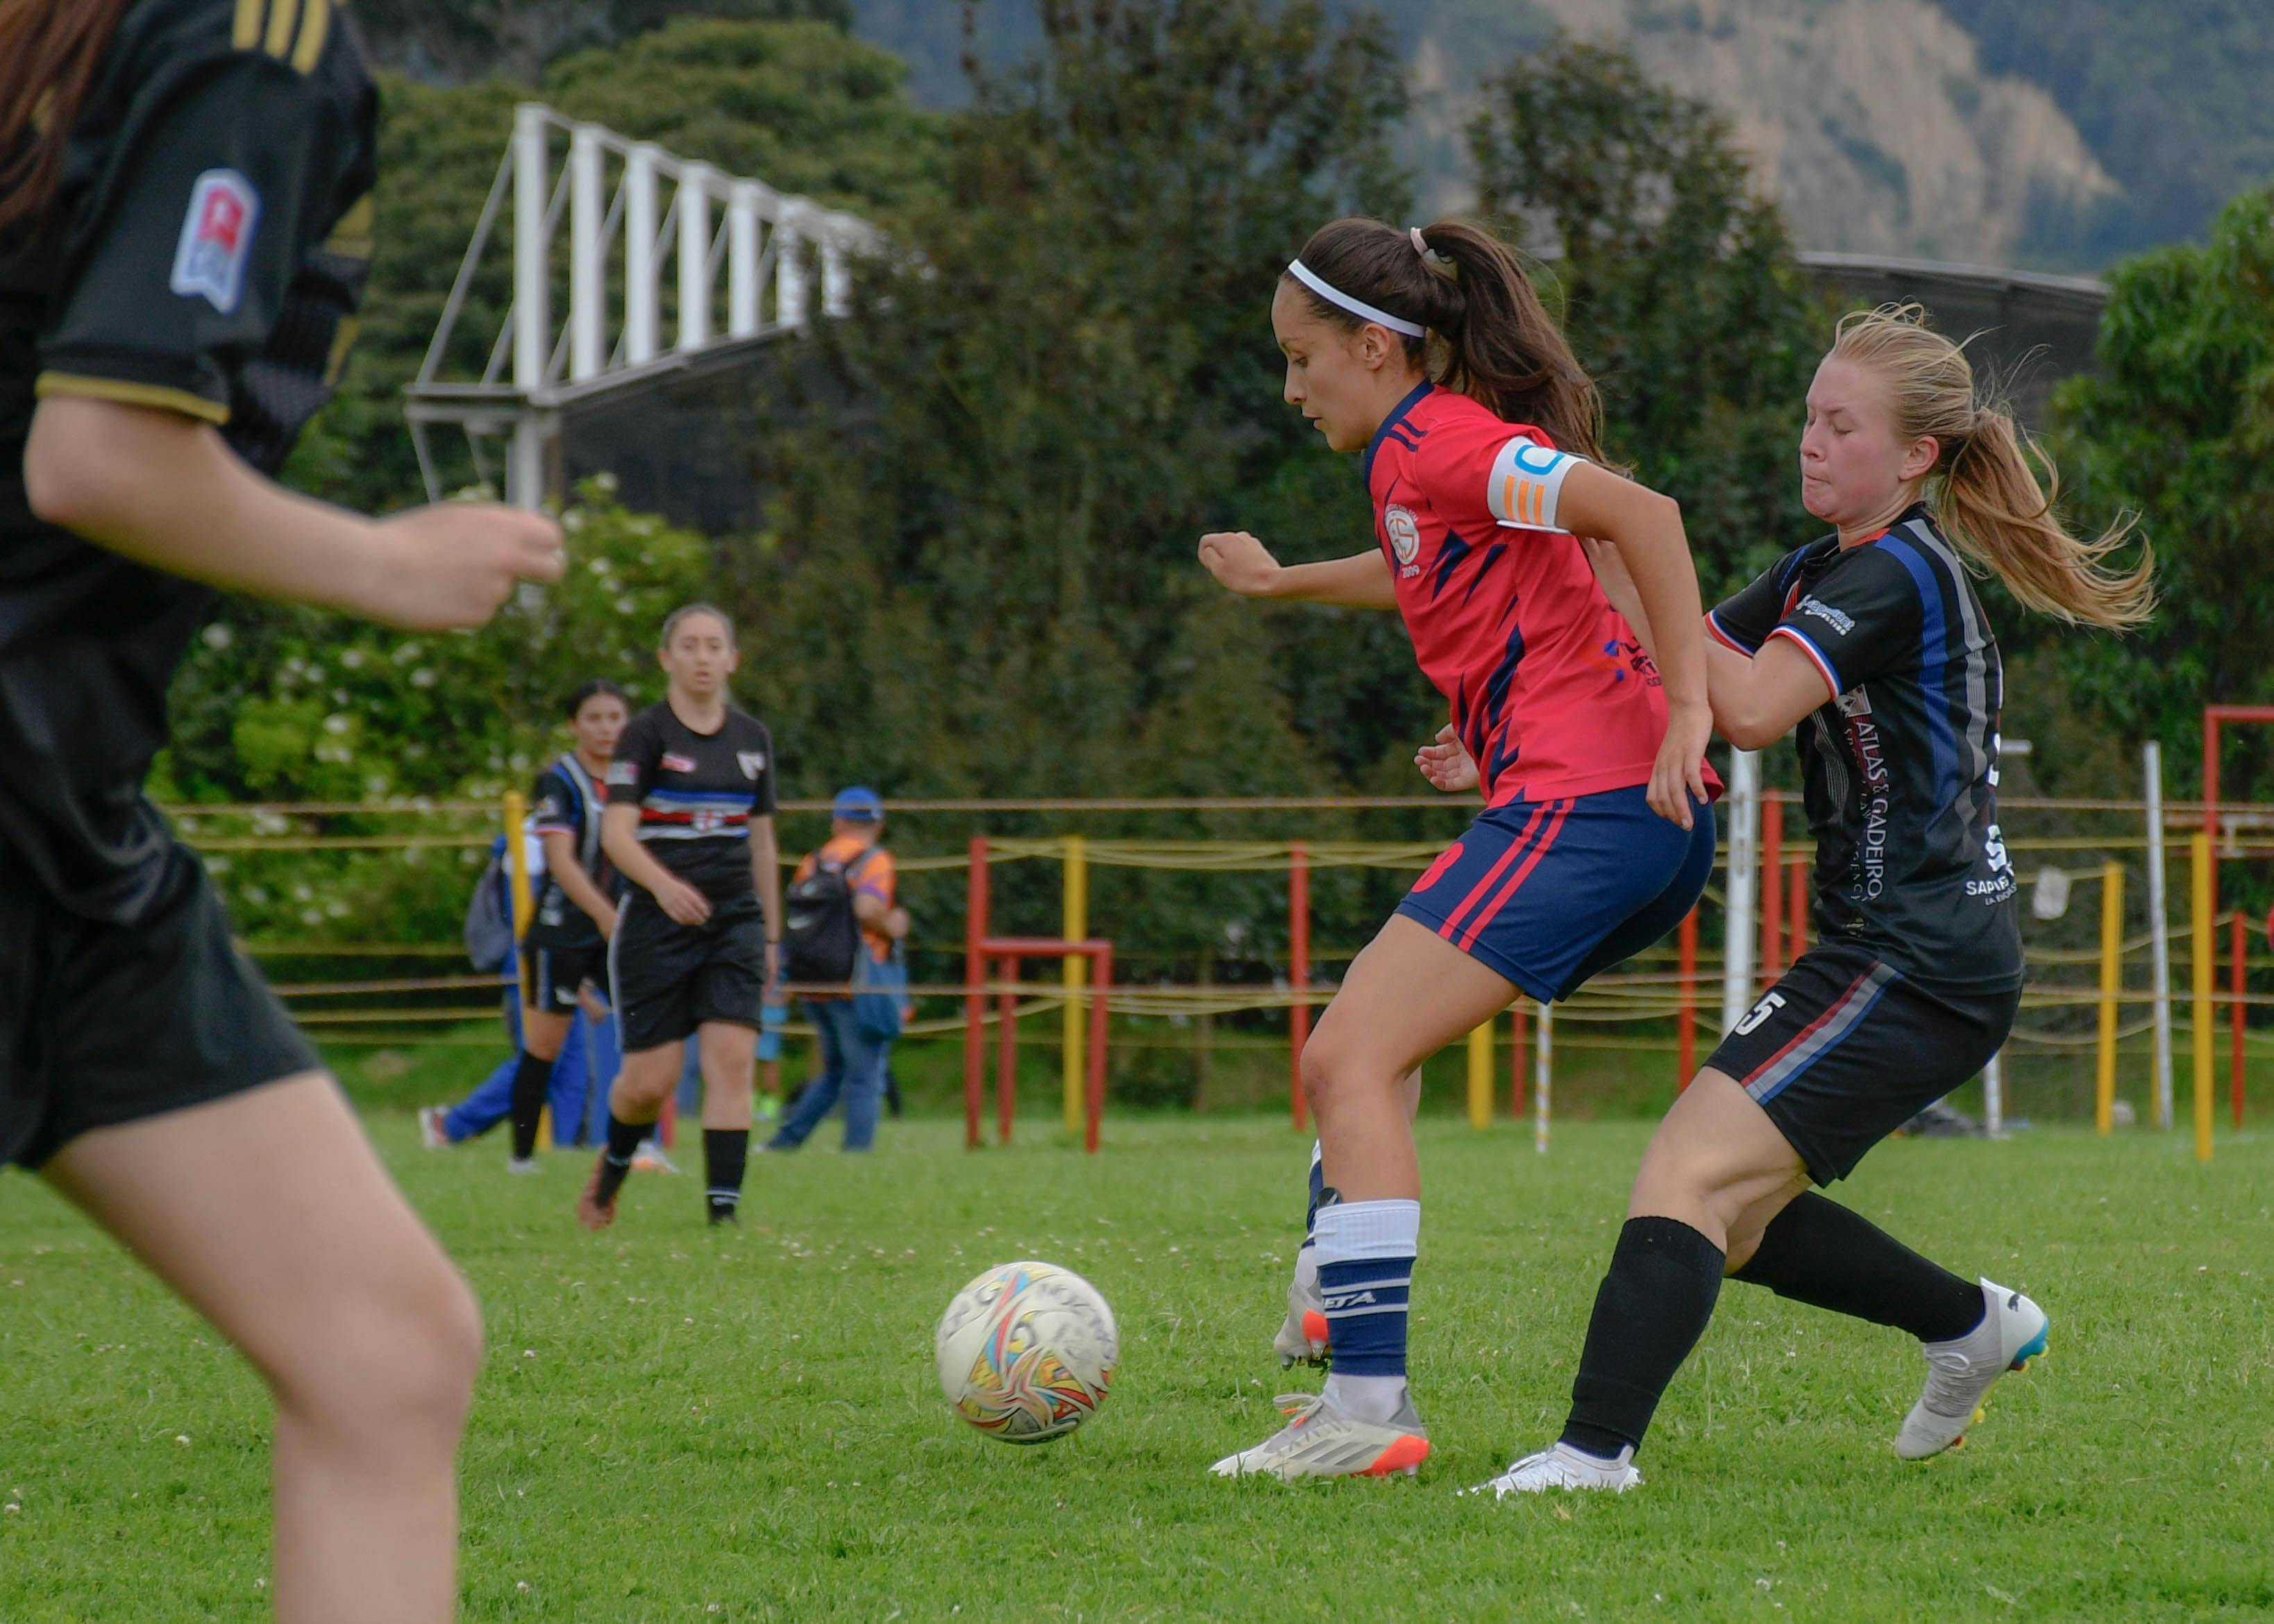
[{"xmin": 405, "ymin": 104, "xmax": 883, "ymax": 509}]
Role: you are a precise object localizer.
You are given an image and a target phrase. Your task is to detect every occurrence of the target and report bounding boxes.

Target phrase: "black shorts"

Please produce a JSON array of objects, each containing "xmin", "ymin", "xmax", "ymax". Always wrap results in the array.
[
  {"xmin": 1708, "ymin": 942, "xmax": 2019, "ymax": 1185},
  {"xmin": 608, "ymin": 890, "xmax": 765, "ymax": 1053},
  {"xmin": 521, "ymin": 940, "xmax": 607, "ymax": 1015},
  {"xmin": 1, "ymin": 839, "xmax": 318, "ymax": 1169}
]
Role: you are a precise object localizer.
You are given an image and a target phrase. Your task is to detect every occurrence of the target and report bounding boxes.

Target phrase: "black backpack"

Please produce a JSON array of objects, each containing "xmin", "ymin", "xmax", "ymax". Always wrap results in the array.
[{"xmin": 782, "ymin": 846, "xmax": 880, "ymax": 984}]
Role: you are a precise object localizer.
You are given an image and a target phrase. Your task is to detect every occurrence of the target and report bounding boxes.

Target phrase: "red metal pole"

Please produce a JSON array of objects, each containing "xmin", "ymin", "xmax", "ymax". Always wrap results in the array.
[
  {"xmin": 1289, "ymin": 842, "xmax": 1311, "ymax": 1132},
  {"xmin": 1788, "ymin": 854, "xmax": 1809, "ymax": 958},
  {"xmin": 2232, "ymin": 906, "xmax": 2247, "ymax": 1129},
  {"xmin": 1676, "ymin": 905, "xmax": 1698, "ymax": 1090},
  {"xmin": 1086, "ymin": 945, "xmax": 1111, "ymax": 1153},
  {"xmin": 1759, "ymin": 793, "xmax": 1784, "ymax": 990},
  {"xmin": 995, "ymin": 954, "xmax": 1017, "ymax": 1146},
  {"xmin": 1510, "ymin": 997, "xmax": 1528, "ymax": 1117},
  {"xmin": 963, "ymin": 836, "xmax": 988, "ymax": 1149}
]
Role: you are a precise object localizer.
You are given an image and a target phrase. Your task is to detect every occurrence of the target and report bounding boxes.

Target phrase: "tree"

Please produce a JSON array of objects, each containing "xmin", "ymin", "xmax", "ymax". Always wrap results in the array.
[
  {"xmin": 2023, "ymin": 185, "xmax": 2274, "ymax": 800},
  {"xmin": 1467, "ymin": 36, "xmax": 1826, "ymax": 603}
]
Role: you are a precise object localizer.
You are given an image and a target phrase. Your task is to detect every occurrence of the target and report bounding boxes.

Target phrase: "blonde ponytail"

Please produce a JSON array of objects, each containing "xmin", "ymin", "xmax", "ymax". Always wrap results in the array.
[{"xmin": 1830, "ymin": 305, "xmax": 2154, "ymax": 630}]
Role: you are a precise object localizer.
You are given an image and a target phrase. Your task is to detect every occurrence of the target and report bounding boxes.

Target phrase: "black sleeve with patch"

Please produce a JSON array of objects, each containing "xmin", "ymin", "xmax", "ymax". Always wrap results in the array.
[
  {"xmin": 1765, "ymin": 545, "xmax": 1923, "ymax": 698},
  {"xmin": 606, "ymin": 708, "xmax": 665, "ymax": 806},
  {"xmin": 35, "ymin": 0, "xmax": 376, "ymax": 473},
  {"xmin": 1708, "ymin": 544, "xmax": 1814, "ymax": 656},
  {"xmin": 530, "ymin": 766, "xmax": 577, "ymax": 839}
]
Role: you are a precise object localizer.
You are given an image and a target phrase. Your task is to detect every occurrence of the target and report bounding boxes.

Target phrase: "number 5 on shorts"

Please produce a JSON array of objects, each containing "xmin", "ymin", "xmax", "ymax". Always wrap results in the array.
[{"xmin": 1734, "ymin": 990, "xmax": 1787, "ymax": 1036}]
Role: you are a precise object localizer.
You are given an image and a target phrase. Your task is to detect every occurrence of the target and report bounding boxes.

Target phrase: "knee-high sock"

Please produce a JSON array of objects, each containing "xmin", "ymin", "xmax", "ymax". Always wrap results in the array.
[
  {"xmin": 593, "ymin": 1114, "xmax": 646, "ymax": 1207},
  {"xmin": 1561, "ymin": 1217, "xmax": 1725, "ymax": 1460},
  {"xmin": 704, "ymin": 1128, "xmax": 749, "ymax": 1220},
  {"xmin": 1731, "ymin": 1192, "xmax": 1983, "ymax": 1343},
  {"xmin": 507, "ymin": 1051, "xmax": 555, "ymax": 1160}
]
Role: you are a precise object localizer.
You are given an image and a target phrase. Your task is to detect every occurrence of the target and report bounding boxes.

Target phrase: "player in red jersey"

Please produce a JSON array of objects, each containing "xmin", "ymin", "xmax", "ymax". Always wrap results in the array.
[{"xmin": 1200, "ymin": 216, "xmax": 1717, "ymax": 1481}]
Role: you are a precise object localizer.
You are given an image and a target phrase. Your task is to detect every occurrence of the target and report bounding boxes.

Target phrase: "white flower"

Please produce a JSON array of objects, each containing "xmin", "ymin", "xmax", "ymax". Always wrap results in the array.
[
  {"xmin": 323, "ymin": 714, "xmax": 351, "ymax": 735},
  {"xmin": 339, "ymin": 649, "xmax": 366, "ymax": 670},
  {"xmin": 410, "ymin": 669, "xmax": 437, "ymax": 689},
  {"xmin": 392, "ymin": 642, "xmax": 422, "ymax": 666},
  {"xmin": 201, "ymin": 624, "xmax": 233, "ymax": 651}
]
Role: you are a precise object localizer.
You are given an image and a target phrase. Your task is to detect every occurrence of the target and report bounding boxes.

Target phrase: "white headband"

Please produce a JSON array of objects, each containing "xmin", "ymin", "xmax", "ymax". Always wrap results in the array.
[{"xmin": 1286, "ymin": 257, "xmax": 1425, "ymax": 338}]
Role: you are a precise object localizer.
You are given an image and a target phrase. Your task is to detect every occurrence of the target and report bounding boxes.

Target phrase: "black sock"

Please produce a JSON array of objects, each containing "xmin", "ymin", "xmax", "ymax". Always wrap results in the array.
[
  {"xmin": 704, "ymin": 1128, "xmax": 748, "ymax": 1223},
  {"xmin": 1561, "ymin": 1217, "xmax": 1726, "ymax": 1460},
  {"xmin": 593, "ymin": 1114, "xmax": 647, "ymax": 1207},
  {"xmin": 507, "ymin": 1051, "xmax": 555, "ymax": 1160},
  {"xmin": 1732, "ymin": 1192, "xmax": 1985, "ymax": 1343}
]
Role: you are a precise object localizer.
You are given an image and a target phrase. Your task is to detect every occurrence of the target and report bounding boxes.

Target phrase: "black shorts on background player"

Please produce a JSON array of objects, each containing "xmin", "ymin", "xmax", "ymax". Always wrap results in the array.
[
  {"xmin": 1710, "ymin": 943, "xmax": 2019, "ymax": 1184},
  {"xmin": 0, "ymin": 1, "xmax": 376, "ymax": 1167},
  {"xmin": 604, "ymin": 702, "xmax": 777, "ymax": 1051}
]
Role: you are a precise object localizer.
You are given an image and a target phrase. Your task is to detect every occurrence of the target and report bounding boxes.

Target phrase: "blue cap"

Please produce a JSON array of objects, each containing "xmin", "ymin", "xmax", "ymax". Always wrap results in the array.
[{"xmin": 832, "ymin": 786, "xmax": 884, "ymax": 822}]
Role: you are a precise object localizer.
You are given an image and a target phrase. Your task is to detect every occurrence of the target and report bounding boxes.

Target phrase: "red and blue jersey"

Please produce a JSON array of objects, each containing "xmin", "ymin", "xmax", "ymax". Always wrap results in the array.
[{"xmin": 1365, "ymin": 383, "xmax": 1699, "ymax": 806}]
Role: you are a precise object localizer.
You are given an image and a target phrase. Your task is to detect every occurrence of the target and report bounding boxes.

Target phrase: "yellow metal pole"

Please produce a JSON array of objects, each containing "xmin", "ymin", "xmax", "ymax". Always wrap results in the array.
[
  {"xmin": 1466, "ymin": 1019, "xmax": 1492, "ymax": 1129},
  {"xmin": 1062, "ymin": 834, "xmax": 1087, "ymax": 1136},
  {"xmin": 503, "ymin": 790, "xmax": 547, "ymax": 1149},
  {"xmin": 2096, "ymin": 861, "xmax": 2124, "ymax": 1135},
  {"xmin": 2191, "ymin": 833, "xmax": 2214, "ymax": 1163}
]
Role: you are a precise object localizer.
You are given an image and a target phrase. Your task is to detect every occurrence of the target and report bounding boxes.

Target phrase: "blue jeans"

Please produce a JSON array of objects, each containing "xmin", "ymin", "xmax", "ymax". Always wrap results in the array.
[{"xmin": 772, "ymin": 999, "xmax": 890, "ymax": 1151}]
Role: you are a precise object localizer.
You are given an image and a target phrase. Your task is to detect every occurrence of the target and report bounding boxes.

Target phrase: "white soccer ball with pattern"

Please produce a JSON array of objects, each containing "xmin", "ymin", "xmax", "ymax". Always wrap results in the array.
[{"xmin": 935, "ymin": 1260, "xmax": 1118, "ymax": 1444}]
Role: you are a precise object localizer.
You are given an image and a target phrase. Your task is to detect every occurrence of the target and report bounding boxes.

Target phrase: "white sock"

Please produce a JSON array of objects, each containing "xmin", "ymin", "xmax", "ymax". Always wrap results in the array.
[{"xmin": 1323, "ymin": 1371, "xmax": 1408, "ymax": 1424}]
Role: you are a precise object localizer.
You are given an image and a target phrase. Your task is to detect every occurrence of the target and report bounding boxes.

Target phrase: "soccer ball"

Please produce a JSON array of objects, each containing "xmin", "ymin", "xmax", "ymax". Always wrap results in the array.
[{"xmin": 935, "ymin": 1260, "xmax": 1118, "ymax": 1444}]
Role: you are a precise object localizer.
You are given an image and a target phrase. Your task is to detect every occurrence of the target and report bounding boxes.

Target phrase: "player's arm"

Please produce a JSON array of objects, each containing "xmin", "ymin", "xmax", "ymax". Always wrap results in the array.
[
  {"xmin": 1707, "ymin": 640, "xmax": 1835, "ymax": 750},
  {"xmin": 1197, "ymin": 532, "xmax": 1397, "ymax": 609},
  {"xmin": 539, "ymin": 829, "xmax": 618, "ymax": 940},
  {"xmin": 600, "ymin": 802, "xmax": 709, "ymax": 927},
  {"xmin": 1531, "ymin": 462, "xmax": 1711, "ymax": 828},
  {"xmin": 25, "ymin": 399, "xmax": 558, "ymax": 629},
  {"xmin": 748, "ymin": 813, "xmax": 783, "ymax": 988}
]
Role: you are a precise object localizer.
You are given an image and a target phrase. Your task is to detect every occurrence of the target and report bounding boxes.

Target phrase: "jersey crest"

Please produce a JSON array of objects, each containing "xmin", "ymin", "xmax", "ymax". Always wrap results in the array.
[{"xmin": 169, "ymin": 170, "xmax": 260, "ymax": 314}]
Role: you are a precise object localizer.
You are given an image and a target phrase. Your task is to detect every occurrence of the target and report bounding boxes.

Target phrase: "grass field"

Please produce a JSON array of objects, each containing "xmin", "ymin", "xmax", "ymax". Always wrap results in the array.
[{"xmin": 3, "ymin": 1108, "xmax": 2271, "ymax": 1622}]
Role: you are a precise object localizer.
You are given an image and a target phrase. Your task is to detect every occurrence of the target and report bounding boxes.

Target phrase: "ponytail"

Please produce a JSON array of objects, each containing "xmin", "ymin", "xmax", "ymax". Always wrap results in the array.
[
  {"xmin": 1285, "ymin": 216, "xmax": 1612, "ymax": 466},
  {"xmin": 0, "ymin": 0, "xmax": 134, "ymax": 235},
  {"xmin": 1830, "ymin": 305, "xmax": 2154, "ymax": 630}
]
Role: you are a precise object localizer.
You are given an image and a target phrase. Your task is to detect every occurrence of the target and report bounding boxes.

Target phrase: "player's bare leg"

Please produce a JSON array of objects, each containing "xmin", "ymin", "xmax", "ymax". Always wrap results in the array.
[
  {"xmin": 1279, "ymin": 1066, "xmax": 1423, "ymax": 1367},
  {"xmin": 580, "ymin": 1040, "xmax": 682, "ymax": 1228},
  {"xmin": 44, "ymin": 1074, "xmax": 481, "ymax": 1624}
]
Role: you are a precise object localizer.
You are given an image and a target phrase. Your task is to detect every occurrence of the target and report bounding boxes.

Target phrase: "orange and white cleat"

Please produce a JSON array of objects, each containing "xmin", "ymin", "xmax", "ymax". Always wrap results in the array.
[{"xmin": 1208, "ymin": 1389, "xmax": 1431, "ymax": 1481}]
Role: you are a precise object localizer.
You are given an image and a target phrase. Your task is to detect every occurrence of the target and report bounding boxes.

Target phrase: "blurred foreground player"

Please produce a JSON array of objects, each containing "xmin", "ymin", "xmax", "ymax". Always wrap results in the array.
[{"xmin": 0, "ymin": 3, "xmax": 561, "ymax": 1618}]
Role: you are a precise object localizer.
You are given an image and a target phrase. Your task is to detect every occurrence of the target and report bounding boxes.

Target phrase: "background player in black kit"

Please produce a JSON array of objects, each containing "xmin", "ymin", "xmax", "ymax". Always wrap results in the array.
[
  {"xmin": 505, "ymin": 679, "xmax": 629, "ymax": 1169},
  {"xmin": 0, "ymin": 1, "xmax": 562, "ymax": 1616},
  {"xmin": 581, "ymin": 603, "xmax": 782, "ymax": 1229},
  {"xmin": 1483, "ymin": 304, "xmax": 2154, "ymax": 1496}
]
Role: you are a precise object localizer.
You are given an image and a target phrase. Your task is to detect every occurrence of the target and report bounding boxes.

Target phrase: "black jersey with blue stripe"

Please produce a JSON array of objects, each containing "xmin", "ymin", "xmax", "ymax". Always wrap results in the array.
[
  {"xmin": 1711, "ymin": 505, "xmax": 2022, "ymax": 992},
  {"xmin": 526, "ymin": 754, "xmax": 613, "ymax": 948},
  {"xmin": 605, "ymin": 702, "xmax": 777, "ymax": 905}
]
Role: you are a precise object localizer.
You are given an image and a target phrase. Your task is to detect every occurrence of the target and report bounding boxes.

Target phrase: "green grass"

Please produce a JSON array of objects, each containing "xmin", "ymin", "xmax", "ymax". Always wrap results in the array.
[{"xmin": 3, "ymin": 1110, "xmax": 2271, "ymax": 1622}]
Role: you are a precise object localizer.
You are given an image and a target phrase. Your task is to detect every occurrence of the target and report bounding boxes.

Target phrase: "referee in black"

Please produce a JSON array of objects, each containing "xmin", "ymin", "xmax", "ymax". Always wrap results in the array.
[
  {"xmin": 580, "ymin": 602, "xmax": 782, "ymax": 1229},
  {"xmin": 1, "ymin": 1, "xmax": 561, "ymax": 1616}
]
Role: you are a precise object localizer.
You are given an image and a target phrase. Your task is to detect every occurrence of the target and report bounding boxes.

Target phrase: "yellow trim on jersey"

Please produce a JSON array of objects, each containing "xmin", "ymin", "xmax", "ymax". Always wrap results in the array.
[
  {"xmin": 326, "ymin": 194, "xmax": 373, "ymax": 260},
  {"xmin": 292, "ymin": 0, "xmax": 331, "ymax": 72},
  {"xmin": 263, "ymin": 0, "xmax": 296, "ymax": 57},
  {"xmin": 35, "ymin": 373, "xmax": 231, "ymax": 425},
  {"xmin": 235, "ymin": 0, "xmax": 330, "ymax": 69}
]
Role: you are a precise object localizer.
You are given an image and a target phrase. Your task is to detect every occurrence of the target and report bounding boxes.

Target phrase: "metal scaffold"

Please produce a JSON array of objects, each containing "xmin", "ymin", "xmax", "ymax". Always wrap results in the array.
[{"xmin": 404, "ymin": 103, "xmax": 883, "ymax": 509}]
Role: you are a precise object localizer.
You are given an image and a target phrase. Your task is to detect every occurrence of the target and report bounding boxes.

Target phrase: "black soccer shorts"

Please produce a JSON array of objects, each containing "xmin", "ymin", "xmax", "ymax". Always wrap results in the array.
[
  {"xmin": 607, "ymin": 890, "xmax": 766, "ymax": 1053},
  {"xmin": 1, "ymin": 840, "xmax": 319, "ymax": 1169},
  {"xmin": 521, "ymin": 940, "xmax": 608, "ymax": 1015},
  {"xmin": 1707, "ymin": 941, "xmax": 2020, "ymax": 1184}
]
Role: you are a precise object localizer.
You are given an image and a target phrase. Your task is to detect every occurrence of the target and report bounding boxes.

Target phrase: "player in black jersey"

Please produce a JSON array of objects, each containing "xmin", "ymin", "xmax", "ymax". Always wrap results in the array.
[
  {"xmin": 580, "ymin": 603, "xmax": 782, "ymax": 1230},
  {"xmin": 504, "ymin": 679, "xmax": 628, "ymax": 1169},
  {"xmin": 1, "ymin": 3, "xmax": 562, "ymax": 1615},
  {"xmin": 1483, "ymin": 305, "xmax": 2153, "ymax": 1496}
]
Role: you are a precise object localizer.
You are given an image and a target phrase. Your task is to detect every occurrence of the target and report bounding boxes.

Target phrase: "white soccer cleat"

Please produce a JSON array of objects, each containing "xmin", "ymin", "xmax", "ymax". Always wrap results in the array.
[
  {"xmin": 1894, "ymin": 1278, "xmax": 2049, "ymax": 1460},
  {"xmin": 505, "ymin": 1156, "xmax": 542, "ymax": 1175},
  {"xmin": 417, "ymin": 1106, "xmax": 448, "ymax": 1149},
  {"xmin": 632, "ymin": 1140, "xmax": 677, "ymax": 1174},
  {"xmin": 1208, "ymin": 1390, "xmax": 1431, "ymax": 1481},
  {"xmin": 1273, "ymin": 1252, "xmax": 1331, "ymax": 1369},
  {"xmin": 1466, "ymin": 1441, "xmax": 1642, "ymax": 1497}
]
